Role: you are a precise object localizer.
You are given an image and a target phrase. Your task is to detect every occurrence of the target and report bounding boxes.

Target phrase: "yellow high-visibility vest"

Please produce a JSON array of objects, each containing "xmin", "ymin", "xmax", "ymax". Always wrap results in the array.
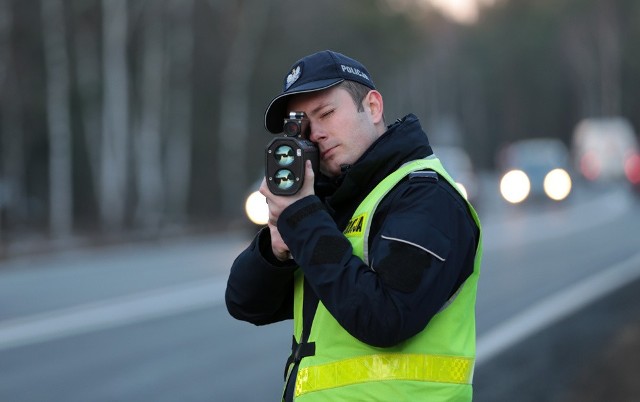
[{"xmin": 288, "ymin": 157, "xmax": 483, "ymax": 401}]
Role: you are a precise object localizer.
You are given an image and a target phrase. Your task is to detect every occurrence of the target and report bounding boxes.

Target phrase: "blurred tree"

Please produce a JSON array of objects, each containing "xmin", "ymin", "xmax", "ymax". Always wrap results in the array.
[
  {"xmin": 619, "ymin": 0, "xmax": 640, "ymax": 127},
  {"xmin": 72, "ymin": 0, "xmax": 102, "ymax": 224},
  {"xmin": 561, "ymin": 0, "xmax": 622, "ymax": 118},
  {"xmin": 457, "ymin": 0, "xmax": 578, "ymax": 166},
  {"xmin": 0, "ymin": 0, "xmax": 7, "ymax": 89},
  {"xmin": 100, "ymin": 0, "xmax": 130, "ymax": 232},
  {"xmin": 216, "ymin": 0, "xmax": 271, "ymax": 217},
  {"xmin": 1, "ymin": 0, "xmax": 640, "ymax": 246},
  {"xmin": 133, "ymin": 0, "xmax": 165, "ymax": 230},
  {"xmin": 0, "ymin": 0, "xmax": 21, "ymax": 243},
  {"xmin": 41, "ymin": 0, "xmax": 73, "ymax": 239},
  {"xmin": 164, "ymin": 0, "xmax": 194, "ymax": 226}
]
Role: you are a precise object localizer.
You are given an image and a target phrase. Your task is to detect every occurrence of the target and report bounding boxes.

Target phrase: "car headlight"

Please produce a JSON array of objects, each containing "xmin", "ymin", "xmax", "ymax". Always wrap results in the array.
[
  {"xmin": 500, "ymin": 170, "xmax": 531, "ymax": 204},
  {"xmin": 245, "ymin": 191, "xmax": 268, "ymax": 225},
  {"xmin": 543, "ymin": 168, "xmax": 572, "ymax": 201}
]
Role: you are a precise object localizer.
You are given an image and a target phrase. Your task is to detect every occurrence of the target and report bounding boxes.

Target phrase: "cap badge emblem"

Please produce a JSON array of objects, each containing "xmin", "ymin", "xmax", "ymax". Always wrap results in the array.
[{"xmin": 285, "ymin": 66, "xmax": 301, "ymax": 90}]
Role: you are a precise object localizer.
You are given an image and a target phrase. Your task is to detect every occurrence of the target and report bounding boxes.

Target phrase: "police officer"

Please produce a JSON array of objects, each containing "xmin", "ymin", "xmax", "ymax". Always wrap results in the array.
[{"xmin": 226, "ymin": 50, "xmax": 482, "ymax": 401}]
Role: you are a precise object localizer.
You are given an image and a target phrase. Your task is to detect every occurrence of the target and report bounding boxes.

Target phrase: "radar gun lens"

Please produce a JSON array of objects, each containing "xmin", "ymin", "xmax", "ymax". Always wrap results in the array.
[
  {"xmin": 274, "ymin": 169, "xmax": 296, "ymax": 190},
  {"xmin": 274, "ymin": 145, "xmax": 295, "ymax": 166}
]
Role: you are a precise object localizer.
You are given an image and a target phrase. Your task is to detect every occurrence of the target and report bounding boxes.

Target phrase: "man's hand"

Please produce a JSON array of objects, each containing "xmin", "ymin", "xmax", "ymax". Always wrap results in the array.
[
  {"xmin": 259, "ymin": 160, "xmax": 315, "ymax": 261},
  {"xmin": 265, "ymin": 222, "xmax": 291, "ymax": 261}
]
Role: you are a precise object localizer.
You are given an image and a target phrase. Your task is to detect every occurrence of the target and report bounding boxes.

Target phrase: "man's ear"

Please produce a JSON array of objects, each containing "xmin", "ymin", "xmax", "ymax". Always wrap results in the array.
[{"xmin": 365, "ymin": 90, "xmax": 384, "ymax": 125}]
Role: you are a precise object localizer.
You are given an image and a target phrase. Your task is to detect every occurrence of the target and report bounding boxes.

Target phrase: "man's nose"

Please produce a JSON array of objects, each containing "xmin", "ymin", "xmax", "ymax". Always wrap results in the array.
[{"xmin": 309, "ymin": 126, "xmax": 325, "ymax": 142}]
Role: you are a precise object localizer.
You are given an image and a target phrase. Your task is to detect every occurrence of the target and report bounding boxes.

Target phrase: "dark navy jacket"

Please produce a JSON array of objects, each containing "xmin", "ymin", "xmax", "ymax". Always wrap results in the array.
[{"xmin": 225, "ymin": 114, "xmax": 479, "ymax": 399}]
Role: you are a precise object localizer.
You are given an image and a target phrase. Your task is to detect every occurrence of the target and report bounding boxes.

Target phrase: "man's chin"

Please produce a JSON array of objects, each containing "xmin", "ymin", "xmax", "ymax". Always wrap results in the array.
[
  {"xmin": 319, "ymin": 167, "xmax": 336, "ymax": 178},
  {"xmin": 321, "ymin": 161, "xmax": 344, "ymax": 177}
]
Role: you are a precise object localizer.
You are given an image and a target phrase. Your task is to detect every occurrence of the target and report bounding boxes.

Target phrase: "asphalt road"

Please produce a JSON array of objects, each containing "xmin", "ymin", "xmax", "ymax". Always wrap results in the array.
[
  {"xmin": 0, "ymin": 181, "xmax": 639, "ymax": 402},
  {"xmin": 475, "ymin": 269, "xmax": 640, "ymax": 402}
]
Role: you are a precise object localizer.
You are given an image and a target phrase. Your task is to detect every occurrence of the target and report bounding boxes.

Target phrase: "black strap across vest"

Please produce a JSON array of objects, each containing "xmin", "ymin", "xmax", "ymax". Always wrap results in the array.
[{"xmin": 283, "ymin": 280, "xmax": 318, "ymax": 380}]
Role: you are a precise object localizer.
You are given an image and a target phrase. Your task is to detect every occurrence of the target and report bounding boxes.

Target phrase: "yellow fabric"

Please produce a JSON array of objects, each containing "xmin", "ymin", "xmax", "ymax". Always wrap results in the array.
[{"xmin": 295, "ymin": 353, "xmax": 473, "ymax": 397}]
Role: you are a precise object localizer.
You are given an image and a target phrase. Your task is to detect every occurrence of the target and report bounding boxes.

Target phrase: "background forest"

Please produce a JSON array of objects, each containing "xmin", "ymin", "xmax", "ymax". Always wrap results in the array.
[{"xmin": 0, "ymin": 0, "xmax": 638, "ymax": 250}]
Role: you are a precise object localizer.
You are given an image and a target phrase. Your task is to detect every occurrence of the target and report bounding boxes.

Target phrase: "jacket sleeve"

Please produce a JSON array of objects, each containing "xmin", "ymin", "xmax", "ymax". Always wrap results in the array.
[
  {"xmin": 225, "ymin": 228, "xmax": 297, "ymax": 325},
  {"xmin": 277, "ymin": 178, "xmax": 478, "ymax": 347}
]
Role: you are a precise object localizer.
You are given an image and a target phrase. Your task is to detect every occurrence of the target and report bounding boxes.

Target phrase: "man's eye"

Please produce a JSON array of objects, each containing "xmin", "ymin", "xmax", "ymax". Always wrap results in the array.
[{"xmin": 321, "ymin": 110, "xmax": 334, "ymax": 118}]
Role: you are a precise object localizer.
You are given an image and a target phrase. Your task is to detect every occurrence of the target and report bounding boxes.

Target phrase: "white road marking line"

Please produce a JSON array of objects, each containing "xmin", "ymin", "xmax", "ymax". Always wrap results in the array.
[
  {"xmin": 0, "ymin": 191, "xmax": 635, "ymax": 360},
  {"xmin": 476, "ymin": 250, "xmax": 640, "ymax": 366},
  {"xmin": 0, "ymin": 279, "xmax": 226, "ymax": 351},
  {"xmin": 4, "ymin": 250, "xmax": 639, "ymax": 361}
]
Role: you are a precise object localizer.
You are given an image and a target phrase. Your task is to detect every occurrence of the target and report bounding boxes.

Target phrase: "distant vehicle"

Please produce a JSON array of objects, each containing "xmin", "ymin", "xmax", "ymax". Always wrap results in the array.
[
  {"xmin": 572, "ymin": 117, "xmax": 640, "ymax": 183},
  {"xmin": 497, "ymin": 138, "xmax": 573, "ymax": 204},
  {"xmin": 433, "ymin": 145, "xmax": 478, "ymax": 203},
  {"xmin": 625, "ymin": 151, "xmax": 640, "ymax": 195},
  {"xmin": 244, "ymin": 178, "xmax": 268, "ymax": 227}
]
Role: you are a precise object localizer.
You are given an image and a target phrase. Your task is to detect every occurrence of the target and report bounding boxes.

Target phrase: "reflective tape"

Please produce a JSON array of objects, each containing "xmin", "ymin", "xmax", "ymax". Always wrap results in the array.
[{"xmin": 295, "ymin": 353, "xmax": 474, "ymax": 397}]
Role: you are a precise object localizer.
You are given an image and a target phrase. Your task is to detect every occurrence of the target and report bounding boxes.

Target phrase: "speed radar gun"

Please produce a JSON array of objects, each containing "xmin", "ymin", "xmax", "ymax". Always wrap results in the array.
[{"xmin": 265, "ymin": 112, "xmax": 318, "ymax": 195}]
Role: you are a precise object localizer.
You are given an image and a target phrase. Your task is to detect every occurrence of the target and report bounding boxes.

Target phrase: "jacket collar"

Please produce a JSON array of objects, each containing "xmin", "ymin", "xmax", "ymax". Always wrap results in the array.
[{"xmin": 321, "ymin": 114, "xmax": 433, "ymax": 222}]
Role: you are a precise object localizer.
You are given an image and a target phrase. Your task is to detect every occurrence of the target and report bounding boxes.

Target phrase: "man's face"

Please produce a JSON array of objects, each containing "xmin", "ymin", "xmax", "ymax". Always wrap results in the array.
[{"xmin": 287, "ymin": 86, "xmax": 381, "ymax": 177}]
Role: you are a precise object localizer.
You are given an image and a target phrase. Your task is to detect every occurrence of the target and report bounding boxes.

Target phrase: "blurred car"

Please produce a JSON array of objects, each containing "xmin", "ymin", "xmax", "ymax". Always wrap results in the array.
[
  {"xmin": 572, "ymin": 117, "xmax": 640, "ymax": 183},
  {"xmin": 625, "ymin": 151, "xmax": 640, "ymax": 195},
  {"xmin": 433, "ymin": 145, "xmax": 479, "ymax": 203},
  {"xmin": 244, "ymin": 178, "xmax": 268, "ymax": 227},
  {"xmin": 497, "ymin": 138, "xmax": 573, "ymax": 204}
]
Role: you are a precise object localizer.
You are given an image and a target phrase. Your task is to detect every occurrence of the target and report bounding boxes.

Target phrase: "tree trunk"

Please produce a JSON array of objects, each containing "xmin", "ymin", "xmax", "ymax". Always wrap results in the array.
[
  {"xmin": 0, "ymin": 0, "xmax": 8, "ymax": 245},
  {"xmin": 165, "ymin": 0, "xmax": 194, "ymax": 226},
  {"xmin": 0, "ymin": 75, "xmax": 24, "ymax": 241},
  {"xmin": 562, "ymin": 18, "xmax": 599, "ymax": 118},
  {"xmin": 216, "ymin": 0, "xmax": 271, "ymax": 217},
  {"xmin": 0, "ymin": 0, "xmax": 26, "ymax": 246},
  {"xmin": 73, "ymin": 4, "xmax": 102, "ymax": 214},
  {"xmin": 41, "ymin": 0, "xmax": 73, "ymax": 239},
  {"xmin": 561, "ymin": 2, "xmax": 622, "ymax": 119},
  {"xmin": 596, "ymin": 0, "xmax": 621, "ymax": 117},
  {"xmin": 100, "ymin": 0, "xmax": 129, "ymax": 231},
  {"xmin": 134, "ymin": 0, "xmax": 165, "ymax": 230},
  {"xmin": 0, "ymin": 0, "xmax": 8, "ymax": 86}
]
